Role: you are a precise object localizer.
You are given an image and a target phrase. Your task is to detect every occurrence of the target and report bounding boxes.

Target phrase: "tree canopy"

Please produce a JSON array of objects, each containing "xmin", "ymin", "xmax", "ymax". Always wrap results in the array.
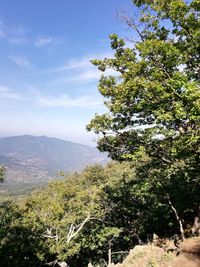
[
  {"xmin": 87, "ymin": 0, "xmax": 200, "ymax": 163},
  {"xmin": 87, "ymin": 0, "xmax": 200, "ymax": 241}
]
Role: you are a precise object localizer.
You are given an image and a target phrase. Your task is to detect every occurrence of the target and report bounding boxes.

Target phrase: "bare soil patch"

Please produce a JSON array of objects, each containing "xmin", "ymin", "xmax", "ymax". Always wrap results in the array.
[{"xmin": 113, "ymin": 237, "xmax": 200, "ymax": 267}]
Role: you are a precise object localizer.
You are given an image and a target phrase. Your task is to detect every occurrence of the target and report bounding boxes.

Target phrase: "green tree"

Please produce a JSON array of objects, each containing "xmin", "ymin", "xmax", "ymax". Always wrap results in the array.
[
  {"xmin": 0, "ymin": 201, "xmax": 45, "ymax": 267},
  {"xmin": 18, "ymin": 165, "xmax": 110, "ymax": 266},
  {"xmin": 87, "ymin": 0, "xmax": 200, "ymax": 238},
  {"xmin": 0, "ymin": 166, "xmax": 5, "ymax": 183},
  {"xmin": 0, "ymin": 162, "xmax": 198, "ymax": 266}
]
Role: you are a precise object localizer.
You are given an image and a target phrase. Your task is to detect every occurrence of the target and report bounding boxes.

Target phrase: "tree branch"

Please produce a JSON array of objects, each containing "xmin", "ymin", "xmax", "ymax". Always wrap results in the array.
[
  {"xmin": 167, "ymin": 194, "xmax": 185, "ymax": 240},
  {"xmin": 66, "ymin": 215, "xmax": 91, "ymax": 243}
]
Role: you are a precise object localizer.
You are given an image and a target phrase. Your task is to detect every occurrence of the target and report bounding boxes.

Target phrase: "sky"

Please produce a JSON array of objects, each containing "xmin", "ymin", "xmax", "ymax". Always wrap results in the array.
[{"xmin": 0, "ymin": 0, "xmax": 134, "ymax": 146}]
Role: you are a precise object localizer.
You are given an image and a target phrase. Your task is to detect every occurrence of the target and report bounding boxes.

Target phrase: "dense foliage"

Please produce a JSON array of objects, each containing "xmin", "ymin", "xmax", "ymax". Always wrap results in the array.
[
  {"xmin": 88, "ymin": 0, "xmax": 200, "ymax": 163},
  {"xmin": 0, "ymin": 162, "xmax": 199, "ymax": 266},
  {"xmin": 87, "ymin": 0, "xmax": 200, "ymax": 240}
]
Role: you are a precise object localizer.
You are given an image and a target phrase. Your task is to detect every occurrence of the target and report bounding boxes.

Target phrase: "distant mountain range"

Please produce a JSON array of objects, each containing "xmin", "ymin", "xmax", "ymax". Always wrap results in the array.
[{"xmin": 0, "ymin": 135, "xmax": 108, "ymax": 184}]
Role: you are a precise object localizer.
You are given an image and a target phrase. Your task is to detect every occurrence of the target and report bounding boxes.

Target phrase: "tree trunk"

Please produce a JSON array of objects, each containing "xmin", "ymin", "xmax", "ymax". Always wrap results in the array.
[
  {"xmin": 167, "ymin": 194, "xmax": 185, "ymax": 240},
  {"xmin": 108, "ymin": 248, "xmax": 112, "ymax": 267}
]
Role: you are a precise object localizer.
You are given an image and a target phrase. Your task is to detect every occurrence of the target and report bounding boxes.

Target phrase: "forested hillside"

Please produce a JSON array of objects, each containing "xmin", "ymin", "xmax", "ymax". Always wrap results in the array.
[
  {"xmin": 0, "ymin": 0, "xmax": 199, "ymax": 266},
  {"xmin": 0, "ymin": 162, "xmax": 199, "ymax": 266},
  {"xmin": 0, "ymin": 135, "xmax": 108, "ymax": 183}
]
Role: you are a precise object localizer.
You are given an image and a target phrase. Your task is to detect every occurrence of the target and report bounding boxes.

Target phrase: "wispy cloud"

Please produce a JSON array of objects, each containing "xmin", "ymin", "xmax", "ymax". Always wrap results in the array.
[
  {"xmin": 34, "ymin": 37, "xmax": 53, "ymax": 47},
  {"xmin": 8, "ymin": 37, "xmax": 28, "ymax": 45},
  {"xmin": 44, "ymin": 52, "xmax": 118, "ymax": 84},
  {"xmin": 44, "ymin": 52, "xmax": 113, "ymax": 73},
  {"xmin": 52, "ymin": 66, "xmax": 118, "ymax": 85},
  {"xmin": 0, "ymin": 20, "xmax": 63, "ymax": 47},
  {"xmin": 46, "ymin": 58, "xmax": 91, "ymax": 73},
  {"xmin": 74, "ymin": 68, "xmax": 117, "ymax": 82},
  {"xmin": 37, "ymin": 94, "xmax": 101, "ymax": 108},
  {"xmin": 0, "ymin": 20, "xmax": 29, "ymax": 44},
  {"xmin": 8, "ymin": 25, "xmax": 29, "ymax": 44},
  {"xmin": 0, "ymin": 85, "xmax": 27, "ymax": 100},
  {"xmin": 34, "ymin": 36, "xmax": 63, "ymax": 48},
  {"xmin": 0, "ymin": 85, "xmax": 101, "ymax": 108},
  {"xmin": 8, "ymin": 55, "xmax": 33, "ymax": 70}
]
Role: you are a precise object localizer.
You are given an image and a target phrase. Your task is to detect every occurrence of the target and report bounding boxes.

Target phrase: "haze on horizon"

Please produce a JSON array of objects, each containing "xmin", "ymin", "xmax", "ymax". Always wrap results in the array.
[{"xmin": 0, "ymin": 0, "xmax": 134, "ymax": 146}]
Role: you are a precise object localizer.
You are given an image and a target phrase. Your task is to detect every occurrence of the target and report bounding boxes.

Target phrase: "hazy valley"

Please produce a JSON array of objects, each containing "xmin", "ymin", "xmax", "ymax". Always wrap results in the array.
[{"xmin": 0, "ymin": 135, "xmax": 108, "ymax": 196}]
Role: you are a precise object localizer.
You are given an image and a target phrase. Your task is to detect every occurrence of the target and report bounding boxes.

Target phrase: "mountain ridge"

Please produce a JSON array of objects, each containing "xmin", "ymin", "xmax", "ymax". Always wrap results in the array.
[{"xmin": 0, "ymin": 135, "xmax": 108, "ymax": 184}]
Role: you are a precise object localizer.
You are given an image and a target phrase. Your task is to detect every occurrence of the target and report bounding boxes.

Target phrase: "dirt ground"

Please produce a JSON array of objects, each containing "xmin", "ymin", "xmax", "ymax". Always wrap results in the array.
[
  {"xmin": 113, "ymin": 237, "xmax": 200, "ymax": 267},
  {"xmin": 172, "ymin": 237, "xmax": 200, "ymax": 267}
]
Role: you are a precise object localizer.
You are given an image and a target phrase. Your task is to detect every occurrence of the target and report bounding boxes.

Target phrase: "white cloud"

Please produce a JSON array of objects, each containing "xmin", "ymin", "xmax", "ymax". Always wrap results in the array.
[
  {"xmin": 76, "ymin": 69, "xmax": 100, "ymax": 81},
  {"xmin": 66, "ymin": 57, "xmax": 92, "ymax": 70},
  {"xmin": 70, "ymin": 68, "xmax": 117, "ymax": 82},
  {"xmin": 0, "ymin": 20, "xmax": 63, "ymax": 47},
  {"xmin": 0, "ymin": 85, "xmax": 27, "ymax": 100},
  {"xmin": 34, "ymin": 36, "xmax": 62, "ymax": 47},
  {"xmin": 44, "ymin": 52, "xmax": 114, "ymax": 73},
  {"xmin": 9, "ymin": 55, "xmax": 33, "ymax": 69},
  {"xmin": 47, "ymin": 57, "xmax": 91, "ymax": 73},
  {"xmin": 8, "ymin": 37, "xmax": 28, "ymax": 45},
  {"xmin": 37, "ymin": 94, "xmax": 101, "ymax": 108},
  {"xmin": 54, "ymin": 66, "xmax": 118, "ymax": 85},
  {"xmin": 45, "ymin": 52, "xmax": 118, "ymax": 84},
  {"xmin": 54, "ymin": 69, "xmax": 100, "ymax": 84},
  {"xmin": 0, "ymin": 20, "xmax": 29, "ymax": 44}
]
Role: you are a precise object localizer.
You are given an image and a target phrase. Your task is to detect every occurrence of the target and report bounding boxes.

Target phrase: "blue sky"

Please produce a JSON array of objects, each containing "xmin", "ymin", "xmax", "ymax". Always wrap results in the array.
[{"xmin": 0, "ymin": 0, "xmax": 134, "ymax": 145}]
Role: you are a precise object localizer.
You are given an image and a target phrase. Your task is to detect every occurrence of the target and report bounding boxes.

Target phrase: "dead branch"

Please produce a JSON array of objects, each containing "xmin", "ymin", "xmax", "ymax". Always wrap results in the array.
[{"xmin": 66, "ymin": 214, "xmax": 91, "ymax": 243}]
